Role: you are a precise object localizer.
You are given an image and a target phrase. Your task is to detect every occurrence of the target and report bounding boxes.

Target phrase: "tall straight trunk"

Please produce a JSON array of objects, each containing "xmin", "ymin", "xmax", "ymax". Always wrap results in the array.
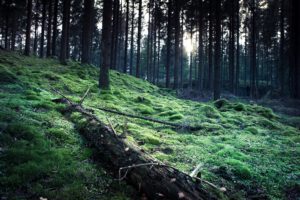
[
  {"xmin": 165, "ymin": 0, "xmax": 172, "ymax": 88},
  {"xmin": 60, "ymin": 0, "xmax": 71, "ymax": 64},
  {"xmin": 52, "ymin": 0, "xmax": 58, "ymax": 56},
  {"xmin": 208, "ymin": 0, "xmax": 213, "ymax": 90},
  {"xmin": 33, "ymin": 1, "xmax": 40, "ymax": 55},
  {"xmin": 99, "ymin": 0, "xmax": 113, "ymax": 89},
  {"xmin": 4, "ymin": 13, "xmax": 9, "ymax": 50},
  {"xmin": 173, "ymin": 0, "xmax": 180, "ymax": 89},
  {"xmin": 296, "ymin": 0, "xmax": 300, "ymax": 98},
  {"xmin": 40, "ymin": 0, "xmax": 46, "ymax": 57},
  {"xmin": 235, "ymin": 0, "xmax": 240, "ymax": 95},
  {"xmin": 146, "ymin": 0, "xmax": 151, "ymax": 78},
  {"xmin": 289, "ymin": 0, "xmax": 299, "ymax": 98},
  {"xmin": 198, "ymin": 0, "xmax": 203, "ymax": 90},
  {"xmin": 279, "ymin": 0, "xmax": 284, "ymax": 95},
  {"xmin": 229, "ymin": 0, "xmax": 235, "ymax": 93},
  {"xmin": 129, "ymin": 0, "xmax": 135, "ymax": 75},
  {"xmin": 136, "ymin": 0, "xmax": 142, "ymax": 77},
  {"xmin": 214, "ymin": 0, "xmax": 221, "ymax": 100},
  {"xmin": 46, "ymin": 0, "xmax": 52, "ymax": 57},
  {"xmin": 123, "ymin": 0, "xmax": 129, "ymax": 73},
  {"xmin": 116, "ymin": 1, "xmax": 123, "ymax": 70},
  {"xmin": 111, "ymin": 0, "xmax": 119, "ymax": 70},
  {"xmin": 82, "ymin": 0, "xmax": 94, "ymax": 64},
  {"xmin": 25, "ymin": 0, "xmax": 33, "ymax": 56},
  {"xmin": 250, "ymin": 0, "xmax": 257, "ymax": 98},
  {"xmin": 180, "ymin": 11, "xmax": 184, "ymax": 88},
  {"xmin": 152, "ymin": 24, "xmax": 157, "ymax": 84},
  {"xmin": 157, "ymin": 28, "xmax": 161, "ymax": 84},
  {"xmin": 10, "ymin": 11, "xmax": 17, "ymax": 51},
  {"xmin": 189, "ymin": 25, "xmax": 193, "ymax": 89}
]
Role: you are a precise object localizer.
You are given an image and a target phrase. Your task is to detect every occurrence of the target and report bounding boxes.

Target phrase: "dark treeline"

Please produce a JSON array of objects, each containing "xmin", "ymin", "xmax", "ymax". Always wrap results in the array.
[{"xmin": 0, "ymin": 0, "xmax": 299, "ymax": 99}]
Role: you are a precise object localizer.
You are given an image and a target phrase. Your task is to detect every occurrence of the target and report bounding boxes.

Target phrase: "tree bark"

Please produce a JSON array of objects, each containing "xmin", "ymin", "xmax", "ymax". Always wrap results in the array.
[
  {"xmin": 51, "ymin": 0, "xmax": 58, "ymax": 57},
  {"xmin": 55, "ymin": 99, "xmax": 220, "ymax": 200},
  {"xmin": 24, "ymin": 0, "xmax": 33, "ymax": 56},
  {"xmin": 208, "ymin": 0, "xmax": 213, "ymax": 90},
  {"xmin": 46, "ymin": 0, "xmax": 53, "ymax": 57},
  {"xmin": 250, "ymin": 0, "xmax": 257, "ymax": 98},
  {"xmin": 235, "ymin": 0, "xmax": 240, "ymax": 95},
  {"xmin": 213, "ymin": 0, "xmax": 221, "ymax": 100},
  {"xmin": 229, "ymin": 0, "xmax": 235, "ymax": 93},
  {"xmin": 40, "ymin": 0, "xmax": 46, "ymax": 58},
  {"xmin": 129, "ymin": 0, "xmax": 135, "ymax": 75},
  {"xmin": 173, "ymin": 0, "xmax": 180, "ymax": 89},
  {"xmin": 123, "ymin": 0, "xmax": 130, "ymax": 73},
  {"xmin": 82, "ymin": 0, "xmax": 94, "ymax": 64},
  {"xmin": 60, "ymin": 0, "xmax": 71, "ymax": 64},
  {"xmin": 165, "ymin": 0, "xmax": 172, "ymax": 88},
  {"xmin": 198, "ymin": 0, "xmax": 203, "ymax": 91},
  {"xmin": 99, "ymin": 0, "xmax": 113, "ymax": 89},
  {"xmin": 136, "ymin": 0, "xmax": 142, "ymax": 78}
]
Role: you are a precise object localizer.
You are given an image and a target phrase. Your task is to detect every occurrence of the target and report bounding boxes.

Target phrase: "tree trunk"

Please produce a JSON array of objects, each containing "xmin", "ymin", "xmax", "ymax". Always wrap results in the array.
[
  {"xmin": 129, "ymin": 0, "xmax": 135, "ymax": 75},
  {"xmin": 235, "ymin": 0, "xmax": 240, "ymax": 95},
  {"xmin": 24, "ymin": 0, "xmax": 33, "ymax": 56},
  {"xmin": 229, "ymin": 0, "xmax": 235, "ymax": 93},
  {"xmin": 208, "ymin": 0, "xmax": 213, "ymax": 90},
  {"xmin": 198, "ymin": 0, "xmax": 203, "ymax": 91},
  {"xmin": 55, "ymin": 99, "xmax": 220, "ymax": 200},
  {"xmin": 136, "ymin": 0, "xmax": 142, "ymax": 78},
  {"xmin": 213, "ymin": 0, "xmax": 221, "ymax": 100},
  {"xmin": 189, "ymin": 25, "xmax": 193, "ymax": 89},
  {"xmin": 46, "ymin": 0, "xmax": 52, "ymax": 57},
  {"xmin": 165, "ymin": 0, "xmax": 172, "ymax": 88},
  {"xmin": 250, "ymin": 0, "xmax": 257, "ymax": 98},
  {"xmin": 52, "ymin": 0, "xmax": 58, "ymax": 57},
  {"xmin": 99, "ymin": 0, "xmax": 113, "ymax": 89},
  {"xmin": 110, "ymin": 0, "xmax": 119, "ymax": 70},
  {"xmin": 173, "ymin": 0, "xmax": 180, "ymax": 89},
  {"xmin": 40, "ymin": 0, "xmax": 46, "ymax": 58},
  {"xmin": 33, "ymin": 0, "xmax": 40, "ymax": 55},
  {"xmin": 123, "ymin": 0, "xmax": 129, "ymax": 73},
  {"xmin": 82, "ymin": 0, "xmax": 94, "ymax": 64},
  {"xmin": 60, "ymin": 0, "xmax": 71, "ymax": 64}
]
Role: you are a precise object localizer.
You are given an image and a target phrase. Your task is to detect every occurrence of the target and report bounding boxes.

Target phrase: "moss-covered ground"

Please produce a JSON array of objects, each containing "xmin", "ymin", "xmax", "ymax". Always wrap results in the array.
[{"xmin": 0, "ymin": 51, "xmax": 299, "ymax": 199}]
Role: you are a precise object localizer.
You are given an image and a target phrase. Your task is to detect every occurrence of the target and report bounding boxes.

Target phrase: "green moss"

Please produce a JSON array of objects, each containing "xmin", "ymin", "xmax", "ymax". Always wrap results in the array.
[
  {"xmin": 158, "ymin": 110, "xmax": 178, "ymax": 117},
  {"xmin": 200, "ymin": 105, "xmax": 221, "ymax": 118},
  {"xmin": 226, "ymin": 159, "xmax": 252, "ymax": 179},
  {"xmin": 135, "ymin": 96, "xmax": 152, "ymax": 105},
  {"xmin": 0, "ymin": 66, "xmax": 18, "ymax": 84},
  {"xmin": 214, "ymin": 99, "xmax": 229, "ymax": 109},
  {"xmin": 169, "ymin": 113, "xmax": 184, "ymax": 121},
  {"xmin": 1, "ymin": 51, "xmax": 299, "ymax": 200},
  {"xmin": 245, "ymin": 127, "xmax": 259, "ymax": 135},
  {"xmin": 47, "ymin": 128, "xmax": 73, "ymax": 144},
  {"xmin": 135, "ymin": 105, "xmax": 155, "ymax": 115}
]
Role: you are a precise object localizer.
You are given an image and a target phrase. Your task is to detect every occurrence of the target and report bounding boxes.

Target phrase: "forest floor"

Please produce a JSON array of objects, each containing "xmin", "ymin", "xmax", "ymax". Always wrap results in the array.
[{"xmin": 0, "ymin": 50, "xmax": 299, "ymax": 200}]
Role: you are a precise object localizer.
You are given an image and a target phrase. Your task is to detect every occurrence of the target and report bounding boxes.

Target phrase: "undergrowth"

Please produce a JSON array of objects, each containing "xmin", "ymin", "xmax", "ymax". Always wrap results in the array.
[{"xmin": 0, "ymin": 51, "xmax": 299, "ymax": 200}]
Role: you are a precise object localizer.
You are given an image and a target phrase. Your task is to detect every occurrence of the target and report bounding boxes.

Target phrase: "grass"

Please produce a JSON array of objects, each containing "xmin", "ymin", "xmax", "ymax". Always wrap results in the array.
[{"xmin": 0, "ymin": 51, "xmax": 299, "ymax": 199}]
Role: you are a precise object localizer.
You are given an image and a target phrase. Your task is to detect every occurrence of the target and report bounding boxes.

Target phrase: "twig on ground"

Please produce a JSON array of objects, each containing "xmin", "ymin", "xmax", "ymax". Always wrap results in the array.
[{"xmin": 79, "ymin": 86, "xmax": 91, "ymax": 105}]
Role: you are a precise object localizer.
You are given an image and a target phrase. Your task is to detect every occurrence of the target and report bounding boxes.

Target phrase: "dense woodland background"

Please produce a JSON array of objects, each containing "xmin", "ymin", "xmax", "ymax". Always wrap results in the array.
[{"xmin": 0, "ymin": 0, "xmax": 299, "ymax": 100}]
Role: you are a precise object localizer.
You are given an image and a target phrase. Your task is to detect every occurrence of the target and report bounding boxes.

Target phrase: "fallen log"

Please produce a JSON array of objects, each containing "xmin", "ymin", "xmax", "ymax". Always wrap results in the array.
[
  {"xmin": 89, "ymin": 105, "xmax": 203, "ymax": 131},
  {"xmin": 55, "ymin": 97, "xmax": 224, "ymax": 200}
]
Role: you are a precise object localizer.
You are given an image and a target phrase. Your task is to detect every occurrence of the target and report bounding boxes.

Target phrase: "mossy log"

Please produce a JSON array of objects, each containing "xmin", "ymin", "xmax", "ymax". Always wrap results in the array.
[
  {"xmin": 55, "ymin": 98, "xmax": 221, "ymax": 200},
  {"xmin": 90, "ymin": 106, "xmax": 202, "ymax": 131}
]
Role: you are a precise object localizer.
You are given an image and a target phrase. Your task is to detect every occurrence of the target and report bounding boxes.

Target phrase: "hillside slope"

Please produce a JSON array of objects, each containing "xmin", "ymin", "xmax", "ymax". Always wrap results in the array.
[{"xmin": 0, "ymin": 51, "xmax": 299, "ymax": 199}]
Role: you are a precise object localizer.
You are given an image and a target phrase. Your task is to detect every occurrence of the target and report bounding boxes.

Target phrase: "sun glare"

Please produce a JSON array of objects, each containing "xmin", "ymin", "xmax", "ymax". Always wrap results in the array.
[{"xmin": 183, "ymin": 34, "xmax": 194, "ymax": 54}]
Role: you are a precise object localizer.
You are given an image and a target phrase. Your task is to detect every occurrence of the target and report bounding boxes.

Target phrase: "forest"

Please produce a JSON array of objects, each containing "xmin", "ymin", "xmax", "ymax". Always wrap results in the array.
[{"xmin": 0, "ymin": 0, "xmax": 299, "ymax": 199}]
